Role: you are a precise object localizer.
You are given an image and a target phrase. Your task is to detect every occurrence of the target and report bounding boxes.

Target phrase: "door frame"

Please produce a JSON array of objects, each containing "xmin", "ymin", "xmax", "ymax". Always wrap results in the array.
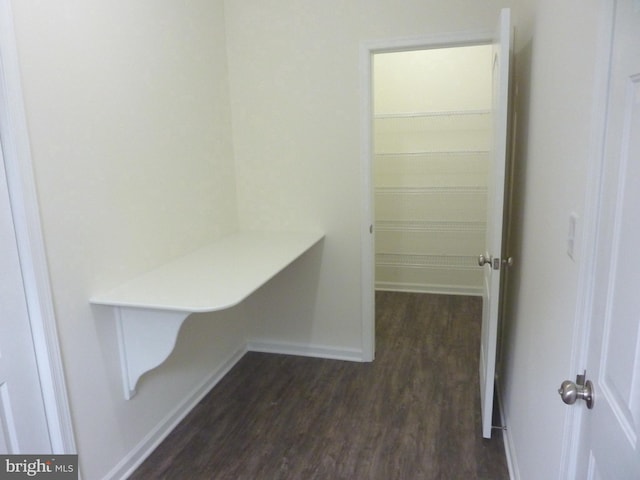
[
  {"xmin": 359, "ymin": 29, "xmax": 494, "ymax": 362},
  {"xmin": 0, "ymin": 0, "xmax": 76, "ymax": 454},
  {"xmin": 559, "ymin": 1, "xmax": 618, "ymax": 478}
]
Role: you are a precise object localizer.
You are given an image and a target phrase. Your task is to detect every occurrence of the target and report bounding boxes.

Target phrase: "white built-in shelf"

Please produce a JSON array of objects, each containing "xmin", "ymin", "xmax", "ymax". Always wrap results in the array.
[
  {"xmin": 90, "ymin": 230, "xmax": 324, "ymax": 399},
  {"xmin": 91, "ymin": 231, "xmax": 324, "ymax": 312}
]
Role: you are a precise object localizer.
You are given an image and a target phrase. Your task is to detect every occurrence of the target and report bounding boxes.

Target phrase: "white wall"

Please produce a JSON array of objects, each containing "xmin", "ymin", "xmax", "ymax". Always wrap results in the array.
[
  {"xmin": 374, "ymin": 47, "xmax": 492, "ymax": 113},
  {"xmin": 500, "ymin": 0, "xmax": 604, "ymax": 478},
  {"xmin": 10, "ymin": 1, "xmax": 245, "ymax": 478}
]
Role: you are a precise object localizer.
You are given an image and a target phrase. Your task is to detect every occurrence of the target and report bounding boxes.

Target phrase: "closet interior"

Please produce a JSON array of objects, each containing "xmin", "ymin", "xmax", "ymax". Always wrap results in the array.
[{"xmin": 373, "ymin": 45, "xmax": 493, "ymax": 295}]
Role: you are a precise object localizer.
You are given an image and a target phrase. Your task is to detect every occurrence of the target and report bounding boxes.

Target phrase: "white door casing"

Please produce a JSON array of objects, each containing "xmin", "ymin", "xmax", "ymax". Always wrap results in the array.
[
  {"xmin": 0, "ymin": 0, "xmax": 76, "ymax": 454},
  {"xmin": 573, "ymin": 1, "xmax": 640, "ymax": 478},
  {"xmin": 0, "ymin": 141, "xmax": 51, "ymax": 454},
  {"xmin": 479, "ymin": 8, "xmax": 511, "ymax": 440}
]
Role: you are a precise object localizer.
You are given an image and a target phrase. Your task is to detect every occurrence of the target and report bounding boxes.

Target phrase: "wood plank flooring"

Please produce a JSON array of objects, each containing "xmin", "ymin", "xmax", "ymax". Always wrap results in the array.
[{"xmin": 130, "ymin": 292, "xmax": 510, "ymax": 479}]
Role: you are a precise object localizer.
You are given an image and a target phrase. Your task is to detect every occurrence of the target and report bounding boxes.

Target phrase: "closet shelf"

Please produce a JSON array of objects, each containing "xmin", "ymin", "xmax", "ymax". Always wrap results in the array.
[
  {"xmin": 375, "ymin": 220, "xmax": 486, "ymax": 233},
  {"xmin": 90, "ymin": 230, "xmax": 324, "ymax": 399},
  {"xmin": 374, "ymin": 109, "xmax": 490, "ymax": 119},
  {"xmin": 376, "ymin": 253, "xmax": 480, "ymax": 270},
  {"xmin": 375, "ymin": 186, "xmax": 487, "ymax": 195},
  {"xmin": 375, "ymin": 150, "xmax": 489, "ymax": 157}
]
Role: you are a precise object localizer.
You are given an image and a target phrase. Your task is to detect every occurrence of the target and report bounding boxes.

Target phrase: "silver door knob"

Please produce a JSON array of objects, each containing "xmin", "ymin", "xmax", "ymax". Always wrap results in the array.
[
  {"xmin": 478, "ymin": 254, "xmax": 492, "ymax": 267},
  {"xmin": 558, "ymin": 379, "xmax": 594, "ymax": 409}
]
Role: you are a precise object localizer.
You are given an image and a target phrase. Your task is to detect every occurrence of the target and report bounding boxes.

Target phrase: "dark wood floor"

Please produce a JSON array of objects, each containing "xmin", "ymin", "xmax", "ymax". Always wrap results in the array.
[{"xmin": 130, "ymin": 292, "xmax": 510, "ymax": 479}]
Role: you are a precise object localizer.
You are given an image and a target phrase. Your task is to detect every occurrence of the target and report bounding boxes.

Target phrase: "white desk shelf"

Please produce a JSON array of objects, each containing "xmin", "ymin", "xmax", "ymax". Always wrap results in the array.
[{"xmin": 90, "ymin": 230, "xmax": 324, "ymax": 399}]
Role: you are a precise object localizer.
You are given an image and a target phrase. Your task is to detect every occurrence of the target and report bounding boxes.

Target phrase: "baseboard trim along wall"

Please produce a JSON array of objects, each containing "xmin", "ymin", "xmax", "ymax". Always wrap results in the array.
[
  {"xmin": 375, "ymin": 283, "xmax": 483, "ymax": 297},
  {"xmin": 105, "ymin": 345, "xmax": 247, "ymax": 480},
  {"xmin": 496, "ymin": 377, "xmax": 520, "ymax": 480},
  {"xmin": 247, "ymin": 340, "xmax": 365, "ymax": 362}
]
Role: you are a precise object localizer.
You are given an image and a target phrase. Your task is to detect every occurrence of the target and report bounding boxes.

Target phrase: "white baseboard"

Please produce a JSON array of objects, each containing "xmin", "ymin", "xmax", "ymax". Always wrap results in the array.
[
  {"xmin": 104, "ymin": 345, "xmax": 247, "ymax": 480},
  {"xmin": 375, "ymin": 282, "xmax": 483, "ymax": 297},
  {"xmin": 496, "ymin": 376, "xmax": 520, "ymax": 480},
  {"xmin": 247, "ymin": 339, "xmax": 365, "ymax": 362}
]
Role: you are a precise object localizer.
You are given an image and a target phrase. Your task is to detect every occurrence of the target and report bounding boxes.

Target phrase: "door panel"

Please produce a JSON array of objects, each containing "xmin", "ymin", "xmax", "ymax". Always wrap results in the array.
[
  {"xmin": 479, "ymin": 7, "xmax": 511, "ymax": 439},
  {"xmin": 576, "ymin": 1, "xmax": 640, "ymax": 477}
]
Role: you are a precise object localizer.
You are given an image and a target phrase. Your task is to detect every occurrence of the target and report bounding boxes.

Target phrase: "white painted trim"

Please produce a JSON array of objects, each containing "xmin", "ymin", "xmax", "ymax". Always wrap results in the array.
[
  {"xmin": 496, "ymin": 377, "xmax": 520, "ymax": 480},
  {"xmin": 359, "ymin": 41, "xmax": 375, "ymax": 362},
  {"xmin": 375, "ymin": 283, "xmax": 483, "ymax": 297},
  {"xmin": 0, "ymin": 0, "xmax": 76, "ymax": 455},
  {"xmin": 359, "ymin": 29, "xmax": 495, "ymax": 364},
  {"xmin": 247, "ymin": 340, "xmax": 365, "ymax": 362},
  {"xmin": 558, "ymin": 1, "xmax": 616, "ymax": 478},
  {"xmin": 361, "ymin": 30, "xmax": 493, "ymax": 55},
  {"xmin": 106, "ymin": 345, "xmax": 247, "ymax": 480}
]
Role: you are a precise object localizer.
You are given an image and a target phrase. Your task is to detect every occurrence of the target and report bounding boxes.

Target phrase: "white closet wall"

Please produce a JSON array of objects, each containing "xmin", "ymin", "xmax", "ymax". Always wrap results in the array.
[{"xmin": 374, "ymin": 46, "xmax": 492, "ymax": 295}]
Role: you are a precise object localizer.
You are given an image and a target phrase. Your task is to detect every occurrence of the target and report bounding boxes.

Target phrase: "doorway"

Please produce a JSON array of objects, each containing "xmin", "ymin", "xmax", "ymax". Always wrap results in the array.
[
  {"xmin": 359, "ymin": 30, "xmax": 505, "ymax": 365},
  {"xmin": 361, "ymin": 9, "xmax": 512, "ymax": 441},
  {"xmin": 370, "ymin": 44, "xmax": 498, "ymax": 436},
  {"xmin": 372, "ymin": 45, "xmax": 492, "ymax": 296}
]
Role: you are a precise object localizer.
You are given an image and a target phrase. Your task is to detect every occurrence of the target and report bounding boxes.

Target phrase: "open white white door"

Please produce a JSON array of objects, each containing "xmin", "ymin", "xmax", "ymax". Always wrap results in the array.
[
  {"xmin": 0, "ymin": 142, "xmax": 51, "ymax": 454},
  {"xmin": 478, "ymin": 8, "xmax": 511, "ymax": 439},
  {"xmin": 570, "ymin": 1, "xmax": 640, "ymax": 477}
]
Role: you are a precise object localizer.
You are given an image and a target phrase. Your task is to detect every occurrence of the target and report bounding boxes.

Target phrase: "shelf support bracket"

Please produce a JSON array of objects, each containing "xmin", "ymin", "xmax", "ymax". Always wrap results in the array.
[{"xmin": 114, "ymin": 307, "xmax": 190, "ymax": 399}]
